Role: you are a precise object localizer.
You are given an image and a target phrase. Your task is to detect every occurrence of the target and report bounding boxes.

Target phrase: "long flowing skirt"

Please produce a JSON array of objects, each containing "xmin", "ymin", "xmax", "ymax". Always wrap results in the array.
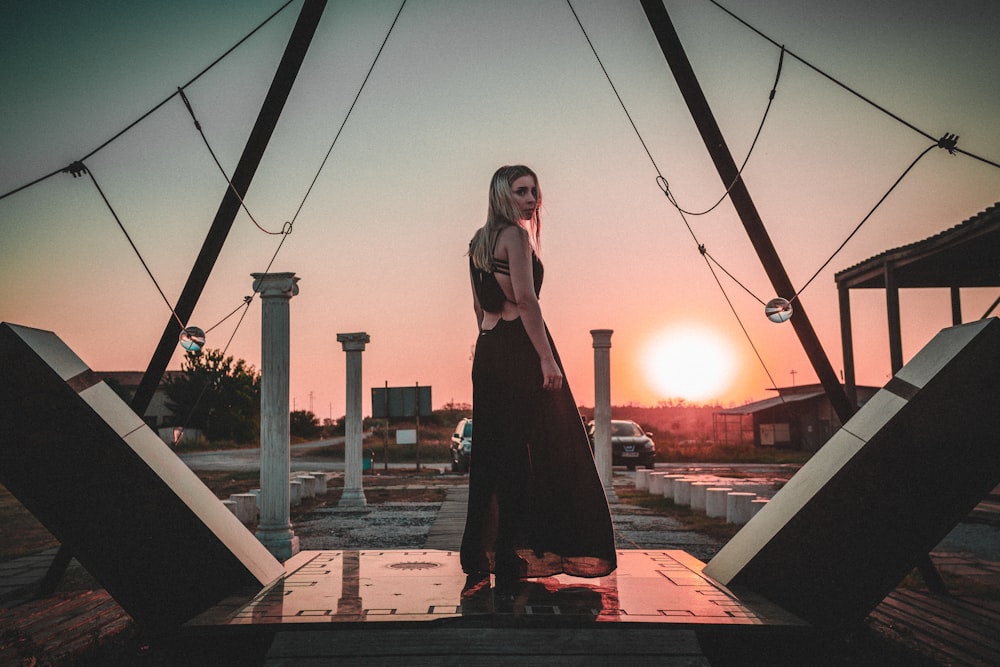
[{"xmin": 460, "ymin": 317, "xmax": 617, "ymax": 578}]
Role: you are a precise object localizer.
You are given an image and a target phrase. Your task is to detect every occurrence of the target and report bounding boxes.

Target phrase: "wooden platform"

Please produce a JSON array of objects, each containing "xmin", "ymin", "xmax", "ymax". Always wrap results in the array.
[
  {"xmin": 869, "ymin": 589, "xmax": 1000, "ymax": 666},
  {"xmin": 0, "ymin": 590, "xmax": 131, "ymax": 665},
  {"xmin": 5, "ymin": 557, "xmax": 1000, "ymax": 665}
]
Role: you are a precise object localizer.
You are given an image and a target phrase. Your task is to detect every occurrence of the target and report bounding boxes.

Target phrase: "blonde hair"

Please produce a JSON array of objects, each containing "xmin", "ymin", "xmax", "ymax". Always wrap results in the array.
[{"xmin": 469, "ymin": 165, "xmax": 542, "ymax": 271}]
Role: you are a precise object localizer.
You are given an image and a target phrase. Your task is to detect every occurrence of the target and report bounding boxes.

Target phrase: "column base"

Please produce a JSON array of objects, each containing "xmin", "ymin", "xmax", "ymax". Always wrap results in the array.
[
  {"xmin": 256, "ymin": 527, "xmax": 300, "ymax": 562},
  {"xmin": 338, "ymin": 487, "xmax": 367, "ymax": 508}
]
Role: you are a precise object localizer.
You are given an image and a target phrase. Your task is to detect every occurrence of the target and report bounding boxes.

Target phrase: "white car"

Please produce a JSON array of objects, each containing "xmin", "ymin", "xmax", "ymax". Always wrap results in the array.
[{"xmin": 450, "ymin": 418, "xmax": 472, "ymax": 473}]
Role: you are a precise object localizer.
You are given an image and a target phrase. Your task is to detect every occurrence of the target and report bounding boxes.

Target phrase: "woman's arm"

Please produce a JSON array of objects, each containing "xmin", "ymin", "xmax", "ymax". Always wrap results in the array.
[{"xmin": 500, "ymin": 226, "xmax": 563, "ymax": 391}]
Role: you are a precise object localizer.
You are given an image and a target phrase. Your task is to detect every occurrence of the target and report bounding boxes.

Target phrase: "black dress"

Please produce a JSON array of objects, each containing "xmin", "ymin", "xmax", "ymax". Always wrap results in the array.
[{"xmin": 461, "ymin": 250, "xmax": 617, "ymax": 579}]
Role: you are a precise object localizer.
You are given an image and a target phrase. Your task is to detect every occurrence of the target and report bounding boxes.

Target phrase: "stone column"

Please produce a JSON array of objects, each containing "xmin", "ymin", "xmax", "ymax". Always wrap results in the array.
[
  {"xmin": 591, "ymin": 329, "xmax": 616, "ymax": 499},
  {"xmin": 253, "ymin": 272, "xmax": 300, "ymax": 561},
  {"xmin": 337, "ymin": 332, "xmax": 370, "ymax": 507}
]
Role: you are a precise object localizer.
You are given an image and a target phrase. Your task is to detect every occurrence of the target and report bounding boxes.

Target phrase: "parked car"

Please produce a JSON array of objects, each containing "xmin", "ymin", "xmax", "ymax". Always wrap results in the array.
[
  {"xmin": 588, "ymin": 419, "xmax": 656, "ymax": 470},
  {"xmin": 450, "ymin": 418, "xmax": 473, "ymax": 473}
]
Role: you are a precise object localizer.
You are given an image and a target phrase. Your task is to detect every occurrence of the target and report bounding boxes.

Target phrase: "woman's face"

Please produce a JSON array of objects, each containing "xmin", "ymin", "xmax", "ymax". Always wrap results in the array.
[{"xmin": 510, "ymin": 175, "xmax": 538, "ymax": 221}]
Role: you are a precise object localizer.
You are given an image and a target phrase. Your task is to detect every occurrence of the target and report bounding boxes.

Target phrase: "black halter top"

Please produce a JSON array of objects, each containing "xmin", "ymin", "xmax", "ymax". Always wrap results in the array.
[{"xmin": 470, "ymin": 233, "xmax": 543, "ymax": 314}]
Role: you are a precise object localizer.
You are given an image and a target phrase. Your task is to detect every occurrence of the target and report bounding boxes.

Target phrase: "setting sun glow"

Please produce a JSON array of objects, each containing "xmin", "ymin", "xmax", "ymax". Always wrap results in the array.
[{"xmin": 641, "ymin": 325, "xmax": 738, "ymax": 403}]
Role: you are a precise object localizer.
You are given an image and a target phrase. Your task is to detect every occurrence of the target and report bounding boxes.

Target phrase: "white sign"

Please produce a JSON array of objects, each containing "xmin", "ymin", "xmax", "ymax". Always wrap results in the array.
[{"xmin": 395, "ymin": 429, "xmax": 417, "ymax": 445}]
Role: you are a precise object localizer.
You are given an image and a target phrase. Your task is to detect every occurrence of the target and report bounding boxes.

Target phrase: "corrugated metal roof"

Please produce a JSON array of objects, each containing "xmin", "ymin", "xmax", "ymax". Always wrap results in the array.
[
  {"xmin": 834, "ymin": 202, "xmax": 1000, "ymax": 289},
  {"xmin": 715, "ymin": 391, "xmax": 826, "ymax": 415}
]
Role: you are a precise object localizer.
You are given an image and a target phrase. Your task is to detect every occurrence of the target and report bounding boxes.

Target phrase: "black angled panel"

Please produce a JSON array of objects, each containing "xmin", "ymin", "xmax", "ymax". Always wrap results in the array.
[
  {"xmin": 704, "ymin": 318, "xmax": 1000, "ymax": 625},
  {"xmin": 0, "ymin": 323, "xmax": 284, "ymax": 631}
]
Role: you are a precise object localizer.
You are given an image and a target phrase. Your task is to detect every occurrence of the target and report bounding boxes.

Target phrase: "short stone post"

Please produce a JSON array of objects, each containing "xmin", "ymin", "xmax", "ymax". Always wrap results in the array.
[
  {"xmin": 297, "ymin": 474, "xmax": 316, "ymax": 499},
  {"xmin": 673, "ymin": 478, "xmax": 694, "ymax": 506},
  {"xmin": 661, "ymin": 474, "xmax": 687, "ymax": 499},
  {"xmin": 338, "ymin": 332, "xmax": 370, "ymax": 507},
  {"xmin": 229, "ymin": 493, "xmax": 258, "ymax": 524},
  {"xmin": 591, "ymin": 329, "xmax": 615, "ymax": 500},
  {"xmin": 726, "ymin": 492, "xmax": 757, "ymax": 525},
  {"xmin": 648, "ymin": 472, "xmax": 667, "ymax": 495},
  {"xmin": 705, "ymin": 488, "xmax": 731, "ymax": 519},
  {"xmin": 253, "ymin": 272, "xmax": 300, "ymax": 561},
  {"xmin": 690, "ymin": 482, "xmax": 712, "ymax": 512},
  {"xmin": 310, "ymin": 472, "xmax": 329, "ymax": 495}
]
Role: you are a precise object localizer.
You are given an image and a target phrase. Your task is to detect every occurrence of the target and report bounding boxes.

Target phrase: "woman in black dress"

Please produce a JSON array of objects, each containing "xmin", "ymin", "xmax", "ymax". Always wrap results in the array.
[{"xmin": 461, "ymin": 165, "xmax": 616, "ymax": 588}]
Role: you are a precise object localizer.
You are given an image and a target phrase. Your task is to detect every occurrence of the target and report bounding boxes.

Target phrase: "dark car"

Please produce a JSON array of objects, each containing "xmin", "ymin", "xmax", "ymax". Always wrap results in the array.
[
  {"xmin": 450, "ymin": 418, "xmax": 472, "ymax": 473},
  {"xmin": 588, "ymin": 419, "xmax": 656, "ymax": 470}
]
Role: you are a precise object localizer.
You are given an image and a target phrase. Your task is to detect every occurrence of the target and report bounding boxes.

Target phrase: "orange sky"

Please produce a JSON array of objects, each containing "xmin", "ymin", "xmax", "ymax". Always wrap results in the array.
[{"xmin": 2, "ymin": 1, "xmax": 999, "ymax": 418}]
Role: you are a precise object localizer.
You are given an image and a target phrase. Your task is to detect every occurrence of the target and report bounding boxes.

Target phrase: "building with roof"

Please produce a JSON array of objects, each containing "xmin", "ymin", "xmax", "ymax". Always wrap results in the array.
[
  {"xmin": 713, "ymin": 383, "xmax": 880, "ymax": 451},
  {"xmin": 834, "ymin": 202, "xmax": 1000, "ymax": 405},
  {"xmin": 717, "ymin": 202, "xmax": 1000, "ymax": 452}
]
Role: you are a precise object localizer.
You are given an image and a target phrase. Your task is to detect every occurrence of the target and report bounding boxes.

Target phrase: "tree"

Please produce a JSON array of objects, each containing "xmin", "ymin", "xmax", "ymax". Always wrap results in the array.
[
  {"xmin": 290, "ymin": 410, "xmax": 322, "ymax": 439},
  {"xmin": 163, "ymin": 348, "xmax": 260, "ymax": 444}
]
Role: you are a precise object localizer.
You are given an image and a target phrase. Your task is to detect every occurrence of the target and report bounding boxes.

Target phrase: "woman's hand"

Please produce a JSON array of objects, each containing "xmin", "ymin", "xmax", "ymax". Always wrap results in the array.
[{"xmin": 541, "ymin": 357, "xmax": 563, "ymax": 391}]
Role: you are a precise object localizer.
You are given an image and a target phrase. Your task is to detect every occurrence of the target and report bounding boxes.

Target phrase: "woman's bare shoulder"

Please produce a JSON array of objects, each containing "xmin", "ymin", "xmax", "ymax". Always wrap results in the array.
[{"xmin": 496, "ymin": 224, "xmax": 529, "ymax": 252}]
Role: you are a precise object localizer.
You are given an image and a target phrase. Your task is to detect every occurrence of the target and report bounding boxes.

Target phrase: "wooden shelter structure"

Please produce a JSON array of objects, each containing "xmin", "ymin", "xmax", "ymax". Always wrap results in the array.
[
  {"xmin": 835, "ymin": 202, "xmax": 1000, "ymax": 405},
  {"xmin": 713, "ymin": 383, "xmax": 880, "ymax": 451}
]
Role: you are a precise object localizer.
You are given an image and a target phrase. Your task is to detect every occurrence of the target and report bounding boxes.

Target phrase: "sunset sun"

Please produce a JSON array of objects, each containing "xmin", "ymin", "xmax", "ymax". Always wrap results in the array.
[{"xmin": 642, "ymin": 325, "xmax": 738, "ymax": 403}]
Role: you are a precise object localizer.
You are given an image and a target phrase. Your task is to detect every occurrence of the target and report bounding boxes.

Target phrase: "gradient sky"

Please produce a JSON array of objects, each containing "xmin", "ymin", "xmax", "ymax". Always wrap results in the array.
[{"xmin": 2, "ymin": 0, "xmax": 999, "ymax": 420}]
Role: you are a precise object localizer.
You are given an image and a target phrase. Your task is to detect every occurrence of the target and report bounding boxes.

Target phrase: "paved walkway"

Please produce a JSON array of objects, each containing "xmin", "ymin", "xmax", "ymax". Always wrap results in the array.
[{"xmin": 424, "ymin": 485, "xmax": 469, "ymax": 550}]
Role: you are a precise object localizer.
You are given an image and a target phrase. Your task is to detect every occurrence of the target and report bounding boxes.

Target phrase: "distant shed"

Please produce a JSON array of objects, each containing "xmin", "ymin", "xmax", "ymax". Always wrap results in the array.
[{"xmin": 714, "ymin": 383, "xmax": 879, "ymax": 451}]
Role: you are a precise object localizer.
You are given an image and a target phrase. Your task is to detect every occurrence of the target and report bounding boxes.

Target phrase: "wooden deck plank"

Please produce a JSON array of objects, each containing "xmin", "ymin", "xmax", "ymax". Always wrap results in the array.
[
  {"xmin": 265, "ymin": 627, "xmax": 710, "ymax": 665},
  {"xmin": 882, "ymin": 590, "xmax": 1000, "ymax": 640},
  {"xmin": 0, "ymin": 590, "xmax": 133, "ymax": 664},
  {"xmin": 871, "ymin": 591, "xmax": 1000, "ymax": 667},
  {"xmin": 882, "ymin": 590, "xmax": 1000, "ymax": 645}
]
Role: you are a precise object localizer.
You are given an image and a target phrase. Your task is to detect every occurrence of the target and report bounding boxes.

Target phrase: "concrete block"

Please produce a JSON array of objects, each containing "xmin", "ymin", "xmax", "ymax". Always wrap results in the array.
[
  {"xmin": 690, "ymin": 482, "xmax": 713, "ymax": 512},
  {"xmin": 726, "ymin": 492, "xmax": 757, "ymax": 525},
  {"xmin": 297, "ymin": 475, "xmax": 316, "ymax": 499},
  {"xmin": 750, "ymin": 498, "xmax": 768, "ymax": 518},
  {"xmin": 648, "ymin": 472, "xmax": 667, "ymax": 495},
  {"xmin": 705, "ymin": 488, "xmax": 730, "ymax": 519},
  {"xmin": 309, "ymin": 472, "xmax": 329, "ymax": 495},
  {"xmin": 661, "ymin": 474, "xmax": 687, "ymax": 499},
  {"xmin": 635, "ymin": 469, "xmax": 651, "ymax": 491},
  {"xmin": 290, "ymin": 480, "xmax": 302, "ymax": 506},
  {"xmin": 229, "ymin": 493, "xmax": 258, "ymax": 524},
  {"xmin": 673, "ymin": 479, "xmax": 694, "ymax": 507}
]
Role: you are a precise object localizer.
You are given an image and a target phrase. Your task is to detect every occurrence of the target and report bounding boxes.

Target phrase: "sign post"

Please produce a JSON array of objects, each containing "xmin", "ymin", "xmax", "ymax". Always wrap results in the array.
[{"xmin": 371, "ymin": 384, "xmax": 432, "ymax": 471}]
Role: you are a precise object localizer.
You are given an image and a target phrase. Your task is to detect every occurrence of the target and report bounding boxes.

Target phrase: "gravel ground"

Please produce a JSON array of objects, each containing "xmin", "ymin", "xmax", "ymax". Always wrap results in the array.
[
  {"xmin": 293, "ymin": 480, "xmax": 997, "ymax": 565},
  {"xmin": 610, "ymin": 502, "xmax": 727, "ymax": 561},
  {"xmin": 297, "ymin": 502, "xmax": 441, "ymax": 550},
  {"xmin": 294, "ymin": 485, "xmax": 730, "ymax": 561}
]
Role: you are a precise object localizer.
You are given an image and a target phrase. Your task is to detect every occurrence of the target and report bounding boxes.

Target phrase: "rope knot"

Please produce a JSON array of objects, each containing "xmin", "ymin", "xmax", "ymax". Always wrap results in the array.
[
  {"xmin": 937, "ymin": 133, "xmax": 959, "ymax": 154},
  {"xmin": 62, "ymin": 161, "xmax": 88, "ymax": 178},
  {"xmin": 656, "ymin": 176, "xmax": 670, "ymax": 195}
]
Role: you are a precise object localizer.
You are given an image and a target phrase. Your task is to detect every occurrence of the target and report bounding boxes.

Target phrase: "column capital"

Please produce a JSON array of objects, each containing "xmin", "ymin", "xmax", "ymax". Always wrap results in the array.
[
  {"xmin": 590, "ymin": 329, "xmax": 614, "ymax": 349},
  {"xmin": 252, "ymin": 272, "xmax": 300, "ymax": 298},
  {"xmin": 337, "ymin": 332, "xmax": 370, "ymax": 352}
]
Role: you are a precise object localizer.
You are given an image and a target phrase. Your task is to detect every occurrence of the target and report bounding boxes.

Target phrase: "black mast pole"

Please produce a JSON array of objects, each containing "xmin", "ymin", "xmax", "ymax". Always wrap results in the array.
[
  {"xmin": 131, "ymin": 0, "xmax": 328, "ymax": 415},
  {"xmin": 639, "ymin": 0, "xmax": 854, "ymax": 423}
]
